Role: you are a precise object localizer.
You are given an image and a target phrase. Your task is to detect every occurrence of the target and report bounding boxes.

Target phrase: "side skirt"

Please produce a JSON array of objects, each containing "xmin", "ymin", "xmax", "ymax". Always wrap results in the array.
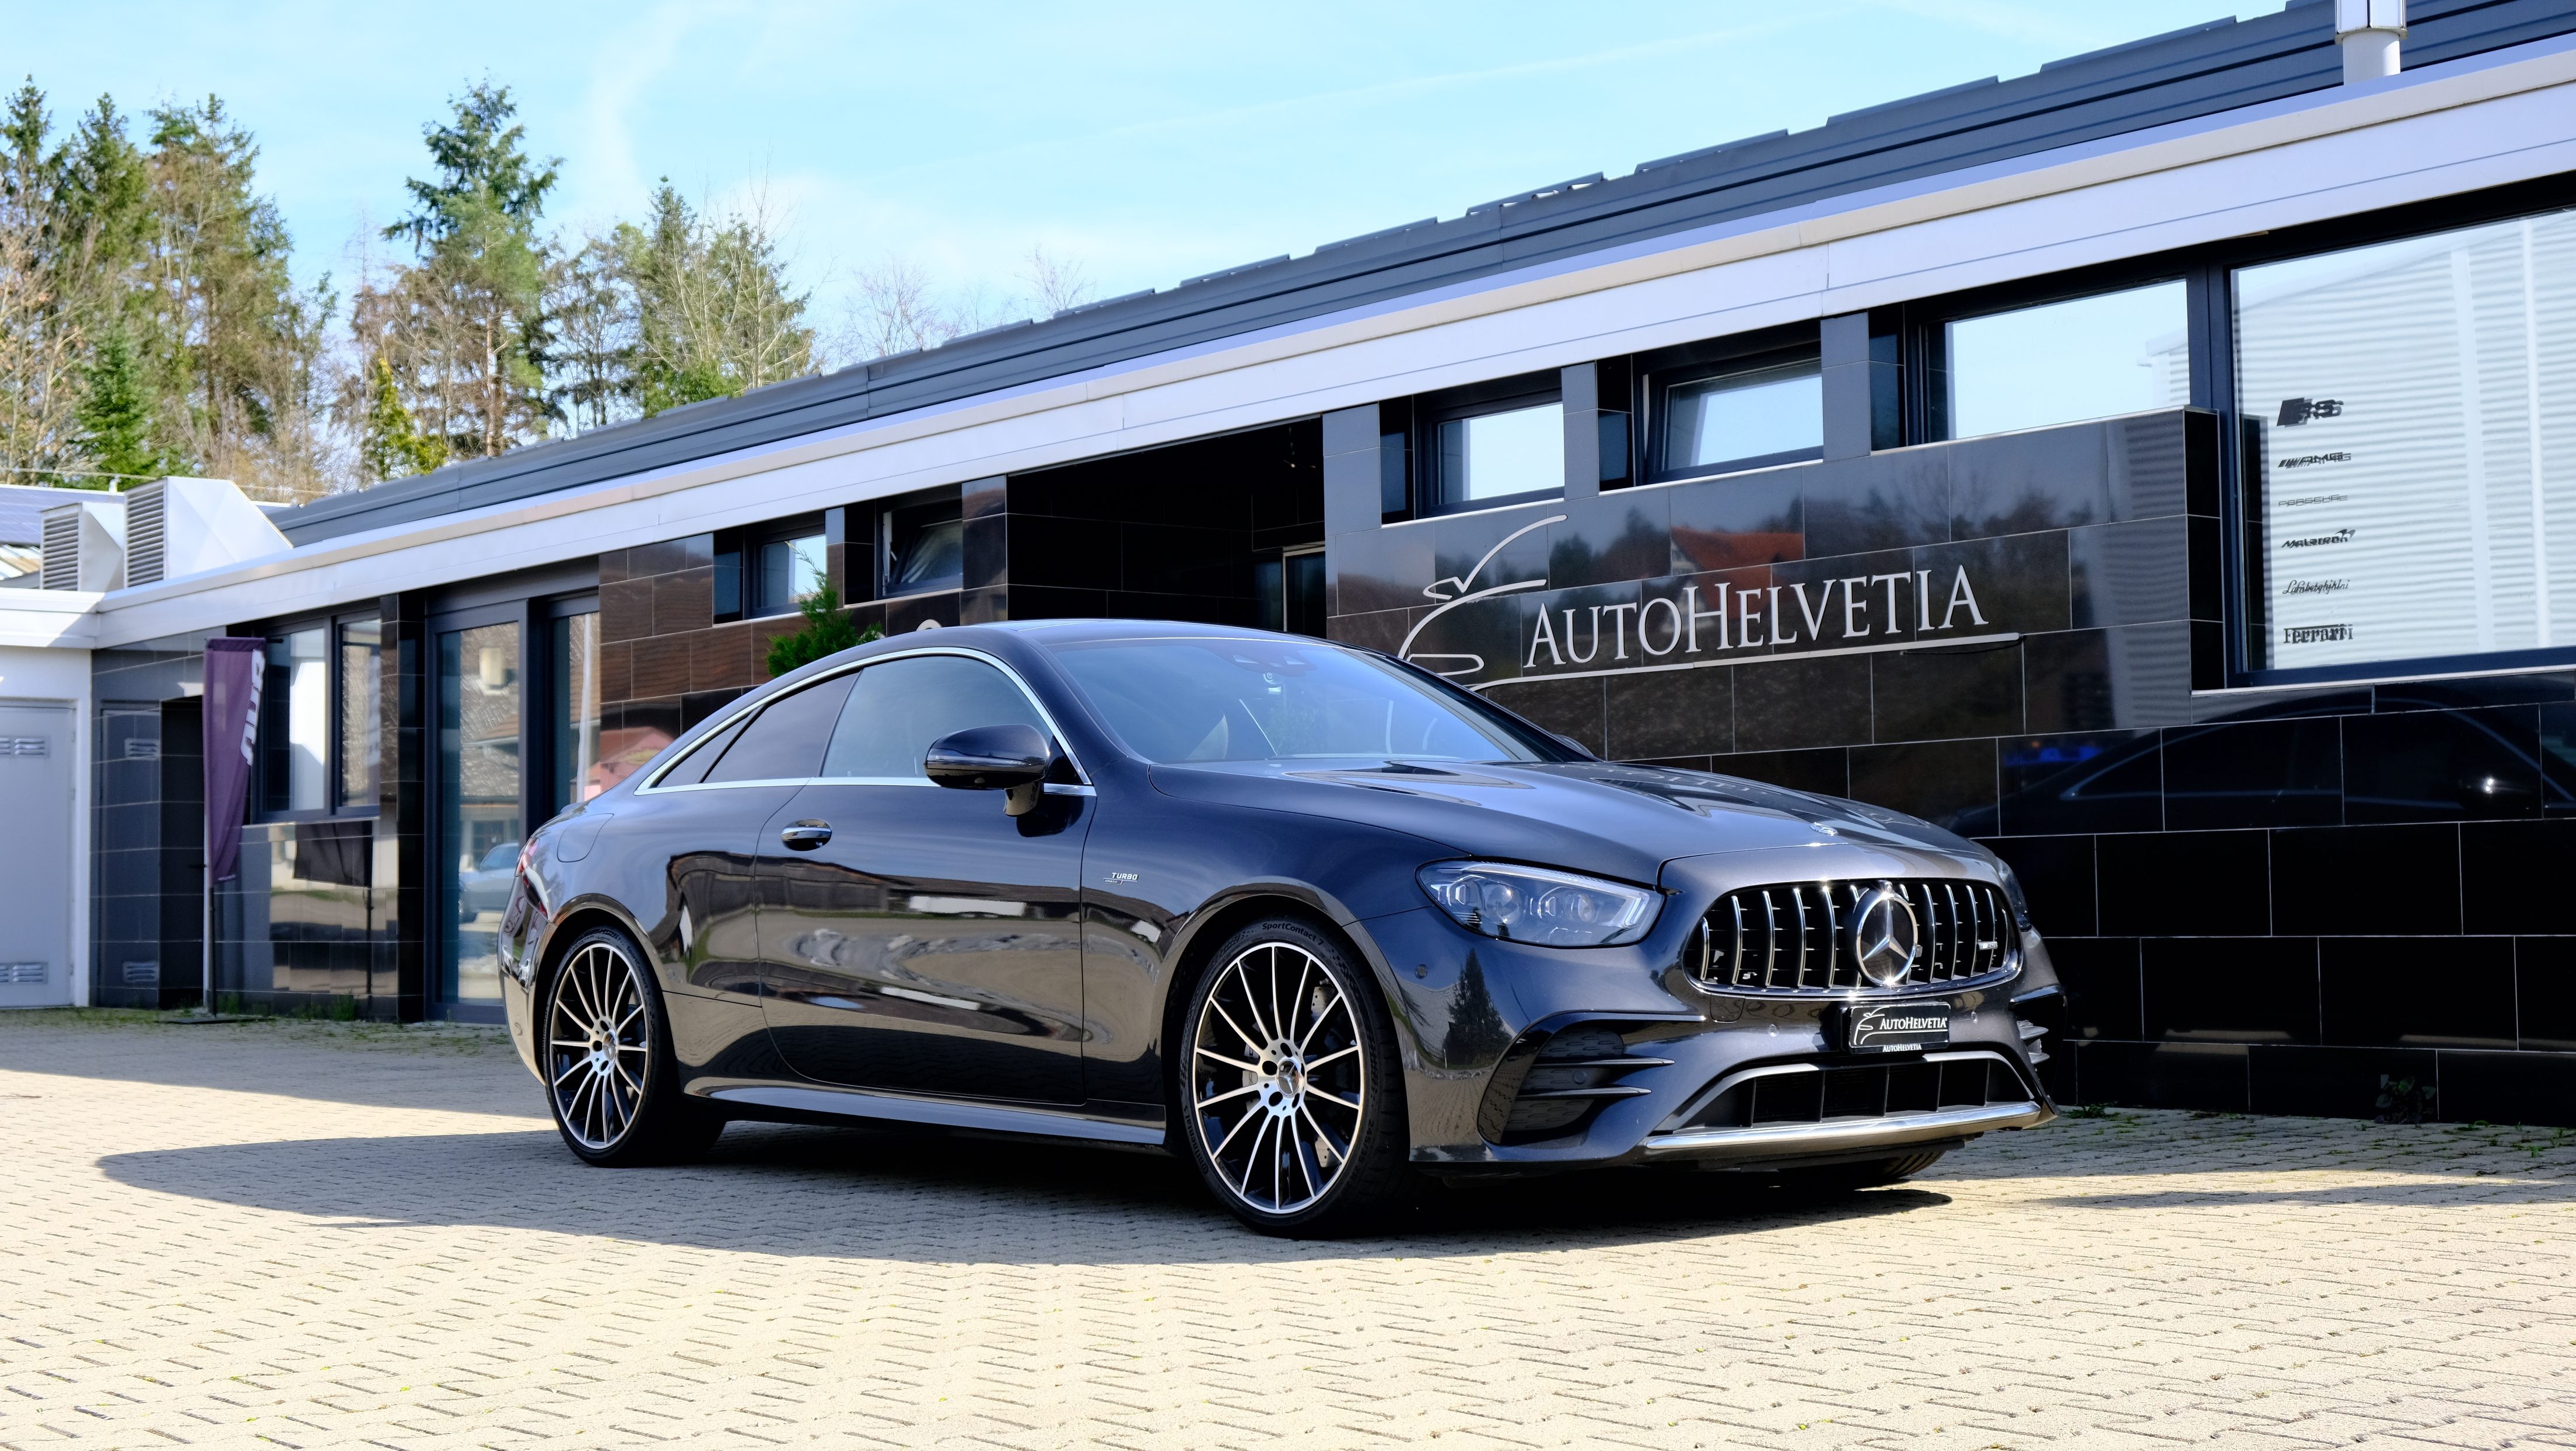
[{"xmin": 704, "ymin": 1082, "xmax": 1167, "ymax": 1148}]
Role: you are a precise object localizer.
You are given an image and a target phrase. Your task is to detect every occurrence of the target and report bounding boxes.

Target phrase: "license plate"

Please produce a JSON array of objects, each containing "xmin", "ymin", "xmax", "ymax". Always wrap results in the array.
[{"xmin": 1843, "ymin": 1001, "xmax": 1951, "ymax": 1052}]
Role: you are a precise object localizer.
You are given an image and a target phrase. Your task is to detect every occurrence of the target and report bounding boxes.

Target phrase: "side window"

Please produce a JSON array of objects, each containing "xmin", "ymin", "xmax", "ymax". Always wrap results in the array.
[
  {"xmin": 821, "ymin": 654, "xmax": 1051, "ymax": 780},
  {"xmin": 655, "ymin": 714, "xmax": 750, "ymax": 787},
  {"xmin": 699, "ymin": 673, "xmax": 859, "ymax": 784}
]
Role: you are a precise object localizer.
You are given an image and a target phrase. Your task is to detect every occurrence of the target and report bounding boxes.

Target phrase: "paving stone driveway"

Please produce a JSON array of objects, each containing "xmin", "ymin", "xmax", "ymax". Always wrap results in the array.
[{"xmin": 2, "ymin": 1012, "xmax": 2572, "ymax": 1450}]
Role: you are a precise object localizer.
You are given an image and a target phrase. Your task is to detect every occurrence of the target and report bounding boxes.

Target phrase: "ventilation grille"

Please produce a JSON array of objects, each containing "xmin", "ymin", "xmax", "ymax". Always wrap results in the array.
[
  {"xmin": 1698, "ymin": 879, "xmax": 2015, "ymax": 994},
  {"xmin": 123, "ymin": 481, "xmax": 166, "ymax": 587},
  {"xmin": 39, "ymin": 509, "xmax": 78, "ymax": 590}
]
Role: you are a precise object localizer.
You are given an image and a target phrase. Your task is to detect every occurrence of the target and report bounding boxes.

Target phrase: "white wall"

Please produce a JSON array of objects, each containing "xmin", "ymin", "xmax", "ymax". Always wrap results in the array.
[{"xmin": 0, "ymin": 642, "xmax": 90, "ymax": 1007}]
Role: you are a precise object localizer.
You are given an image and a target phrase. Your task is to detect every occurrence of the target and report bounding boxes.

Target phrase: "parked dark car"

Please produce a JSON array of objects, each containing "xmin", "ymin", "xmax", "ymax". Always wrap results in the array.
[{"xmin": 498, "ymin": 621, "xmax": 2060, "ymax": 1234}]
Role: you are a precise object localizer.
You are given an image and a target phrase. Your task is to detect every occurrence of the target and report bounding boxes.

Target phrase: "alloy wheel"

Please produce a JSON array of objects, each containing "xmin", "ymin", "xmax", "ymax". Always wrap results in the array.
[
  {"xmin": 1189, "ymin": 941, "xmax": 1367, "ymax": 1215},
  {"xmin": 545, "ymin": 940, "xmax": 650, "ymax": 1151}
]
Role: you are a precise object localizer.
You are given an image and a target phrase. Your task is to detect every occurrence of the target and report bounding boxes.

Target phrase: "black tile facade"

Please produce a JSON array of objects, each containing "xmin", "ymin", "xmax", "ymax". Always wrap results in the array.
[{"xmin": 1326, "ymin": 408, "xmax": 2576, "ymax": 1126}]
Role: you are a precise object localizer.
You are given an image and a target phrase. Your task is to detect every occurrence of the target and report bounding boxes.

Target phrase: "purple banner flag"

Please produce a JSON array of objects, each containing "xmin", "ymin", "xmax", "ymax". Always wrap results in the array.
[{"xmin": 202, "ymin": 637, "xmax": 263, "ymax": 884}]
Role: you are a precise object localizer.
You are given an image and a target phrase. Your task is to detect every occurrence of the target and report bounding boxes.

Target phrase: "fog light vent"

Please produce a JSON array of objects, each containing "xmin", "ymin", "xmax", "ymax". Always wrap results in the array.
[{"xmin": 1476, "ymin": 1024, "xmax": 1671, "ymax": 1145}]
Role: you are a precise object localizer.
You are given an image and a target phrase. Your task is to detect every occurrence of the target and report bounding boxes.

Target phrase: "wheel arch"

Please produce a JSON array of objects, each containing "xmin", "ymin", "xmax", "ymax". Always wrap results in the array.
[
  {"xmin": 531, "ymin": 899, "xmax": 655, "ymax": 1011},
  {"xmin": 1155, "ymin": 891, "xmax": 1416, "ymax": 1131}
]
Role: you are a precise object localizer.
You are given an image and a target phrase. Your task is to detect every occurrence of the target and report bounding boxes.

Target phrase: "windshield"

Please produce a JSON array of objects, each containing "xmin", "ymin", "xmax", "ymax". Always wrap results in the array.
[{"xmin": 1046, "ymin": 636, "xmax": 1560, "ymax": 765}]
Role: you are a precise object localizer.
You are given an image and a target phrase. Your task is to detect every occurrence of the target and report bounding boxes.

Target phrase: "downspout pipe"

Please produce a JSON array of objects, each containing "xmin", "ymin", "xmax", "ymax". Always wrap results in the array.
[{"xmin": 2336, "ymin": 0, "xmax": 2406, "ymax": 83}]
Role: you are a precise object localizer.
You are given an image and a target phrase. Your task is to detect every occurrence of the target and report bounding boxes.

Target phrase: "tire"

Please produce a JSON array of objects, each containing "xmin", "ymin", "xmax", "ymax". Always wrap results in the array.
[
  {"xmin": 1178, "ymin": 916, "xmax": 1410, "ymax": 1237},
  {"xmin": 1777, "ymin": 1150, "xmax": 1946, "ymax": 1194},
  {"xmin": 540, "ymin": 924, "xmax": 724, "ymax": 1167}
]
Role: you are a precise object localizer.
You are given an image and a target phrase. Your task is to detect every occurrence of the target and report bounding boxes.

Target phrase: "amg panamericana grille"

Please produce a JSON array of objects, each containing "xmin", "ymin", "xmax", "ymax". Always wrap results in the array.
[{"xmin": 1696, "ymin": 879, "xmax": 2014, "ymax": 993}]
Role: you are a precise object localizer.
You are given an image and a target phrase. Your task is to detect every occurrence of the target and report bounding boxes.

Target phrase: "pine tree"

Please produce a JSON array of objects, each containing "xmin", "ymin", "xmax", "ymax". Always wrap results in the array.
[
  {"xmin": 604, "ymin": 181, "xmax": 813, "ymax": 417},
  {"xmin": 359, "ymin": 353, "xmax": 445, "ymax": 481},
  {"xmin": 764, "ymin": 584, "xmax": 866, "ymax": 679},
  {"xmin": 75, "ymin": 321, "xmax": 161, "ymax": 480},
  {"xmin": 355, "ymin": 82, "xmax": 557, "ymax": 461}
]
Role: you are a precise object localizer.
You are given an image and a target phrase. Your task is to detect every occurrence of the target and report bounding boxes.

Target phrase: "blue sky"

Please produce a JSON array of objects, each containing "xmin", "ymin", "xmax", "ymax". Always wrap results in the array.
[{"xmin": 18, "ymin": 1, "xmax": 2290, "ymax": 337}]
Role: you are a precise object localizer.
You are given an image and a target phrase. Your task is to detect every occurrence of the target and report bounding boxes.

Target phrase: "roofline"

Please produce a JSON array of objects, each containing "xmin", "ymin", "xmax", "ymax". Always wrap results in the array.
[
  {"xmin": 274, "ymin": 0, "xmax": 2576, "ymax": 546},
  {"xmin": 76, "ymin": 26, "xmax": 2576, "ymax": 648}
]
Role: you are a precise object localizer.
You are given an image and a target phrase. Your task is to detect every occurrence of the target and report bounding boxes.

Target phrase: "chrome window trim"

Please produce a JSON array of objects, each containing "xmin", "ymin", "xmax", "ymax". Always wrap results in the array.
[
  {"xmin": 636, "ymin": 645, "xmax": 1092, "ymax": 795},
  {"xmin": 643, "ymin": 777, "xmax": 1096, "ymax": 797}
]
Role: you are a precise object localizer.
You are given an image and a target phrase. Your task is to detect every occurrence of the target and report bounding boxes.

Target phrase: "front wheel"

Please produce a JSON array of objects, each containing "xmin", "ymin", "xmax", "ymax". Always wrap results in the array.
[
  {"xmin": 1180, "ymin": 917, "xmax": 1410, "ymax": 1236},
  {"xmin": 541, "ymin": 925, "xmax": 723, "ymax": 1166}
]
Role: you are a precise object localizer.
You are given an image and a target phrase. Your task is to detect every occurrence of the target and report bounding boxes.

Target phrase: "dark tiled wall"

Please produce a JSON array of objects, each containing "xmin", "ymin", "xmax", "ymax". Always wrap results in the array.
[
  {"xmin": 596, "ymin": 536, "xmax": 873, "ymax": 753},
  {"xmin": 1329, "ymin": 408, "xmax": 2576, "ymax": 1127},
  {"xmin": 91, "ymin": 625, "xmax": 411, "ymax": 1019},
  {"xmin": 997, "ymin": 420, "xmax": 1323, "ymax": 624},
  {"xmin": 91, "ymin": 643, "xmax": 202, "ymax": 1009}
]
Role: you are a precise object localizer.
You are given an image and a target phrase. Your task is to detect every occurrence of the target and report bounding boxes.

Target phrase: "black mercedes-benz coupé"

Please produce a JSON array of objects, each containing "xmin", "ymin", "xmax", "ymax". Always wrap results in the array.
[{"xmin": 498, "ymin": 621, "xmax": 2060, "ymax": 1234}]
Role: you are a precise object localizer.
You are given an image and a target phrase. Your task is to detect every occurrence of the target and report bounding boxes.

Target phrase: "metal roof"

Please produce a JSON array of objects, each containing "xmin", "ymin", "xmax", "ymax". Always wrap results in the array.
[{"xmin": 277, "ymin": 0, "xmax": 2576, "ymax": 547}]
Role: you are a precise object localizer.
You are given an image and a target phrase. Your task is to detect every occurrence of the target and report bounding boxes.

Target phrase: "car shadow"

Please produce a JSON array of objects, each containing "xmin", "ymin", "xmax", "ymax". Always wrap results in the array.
[
  {"xmin": 2029, "ymin": 1179, "xmax": 2576, "ymax": 1208},
  {"xmin": 94, "ymin": 1119, "xmax": 1951, "ymax": 1263}
]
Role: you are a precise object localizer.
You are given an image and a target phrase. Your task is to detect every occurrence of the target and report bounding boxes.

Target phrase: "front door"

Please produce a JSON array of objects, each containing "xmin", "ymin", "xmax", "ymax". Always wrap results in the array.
[{"xmin": 757, "ymin": 651, "xmax": 1091, "ymax": 1105}]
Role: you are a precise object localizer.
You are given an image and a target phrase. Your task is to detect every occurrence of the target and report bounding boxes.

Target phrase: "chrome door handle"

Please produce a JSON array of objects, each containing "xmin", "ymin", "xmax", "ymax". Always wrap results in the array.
[{"xmin": 779, "ymin": 821, "xmax": 833, "ymax": 850}]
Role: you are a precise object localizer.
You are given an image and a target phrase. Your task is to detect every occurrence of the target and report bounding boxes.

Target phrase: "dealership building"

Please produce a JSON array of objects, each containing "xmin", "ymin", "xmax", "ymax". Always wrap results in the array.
[{"xmin": 4, "ymin": 0, "xmax": 2575, "ymax": 1123}]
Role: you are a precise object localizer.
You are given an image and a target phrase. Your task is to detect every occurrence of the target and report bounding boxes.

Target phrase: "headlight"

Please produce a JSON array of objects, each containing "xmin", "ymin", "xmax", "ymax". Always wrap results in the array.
[
  {"xmin": 1991, "ymin": 860, "xmax": 2034, "ymax": 929},
  {"xmin": 1416, "ymin": 861, "xmax": 1660, "ymax": 948}
]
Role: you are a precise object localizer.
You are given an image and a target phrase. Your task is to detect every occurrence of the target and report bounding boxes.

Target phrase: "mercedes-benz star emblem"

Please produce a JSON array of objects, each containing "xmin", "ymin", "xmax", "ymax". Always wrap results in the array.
[{"xmin": 1850, "ymin": 882, "xmax": 1919, "ymax": 987}]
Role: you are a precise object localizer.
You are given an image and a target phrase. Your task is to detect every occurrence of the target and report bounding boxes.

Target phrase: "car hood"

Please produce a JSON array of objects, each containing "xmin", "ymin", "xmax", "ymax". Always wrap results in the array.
[{"xmin": 1146, "ymin": 758, "xmax": 1985, "ymax": 888}]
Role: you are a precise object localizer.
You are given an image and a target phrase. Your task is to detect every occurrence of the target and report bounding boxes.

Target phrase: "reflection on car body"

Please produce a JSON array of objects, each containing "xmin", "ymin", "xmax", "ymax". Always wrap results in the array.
[{"xmin": 499, "ymin": 622, "xmax": 2062, "ymax": 1234}]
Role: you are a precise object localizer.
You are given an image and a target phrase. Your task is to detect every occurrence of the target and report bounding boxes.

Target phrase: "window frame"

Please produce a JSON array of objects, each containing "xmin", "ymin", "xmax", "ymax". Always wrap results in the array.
[
  {"xmin": 1908, "ymin": 262, "xmax": 2198, "ymax": 447},
  {"xmin": 877, "ymin": 489, "xmax": 965, "ymax": 601},
  {"xmin": 2208, "ymin": 177, "xmax": 2576, "ymax": 688},
  {"xmin": 537, "ymin": 594, "xmax": 601, "ymax": 818},
  {"xmin": 636, "ymin": 645, "xmax": 1093, "ymax": 794},
  {"xmin": 1888, "ymin": 174, "xmax": 2576, "ymax": 689},
  {"xmin": 736, "ymin": 513, "xmax": 827, "ymax": 620},
  {"xmin": 1416, "ymin": 371, "xmax": 1565, "ymax": 516},
  {"xmin": 252, "ymin": 607, "xmax": 383, "ymax": 825},
  {"xmin": 1635, "ymin": 325, "xmax": 1825, "ymax": 484}
]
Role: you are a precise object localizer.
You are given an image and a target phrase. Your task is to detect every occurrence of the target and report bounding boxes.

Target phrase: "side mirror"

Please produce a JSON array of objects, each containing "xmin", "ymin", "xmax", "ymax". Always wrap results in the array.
[{"xmin": 924, "ymin": 723, "xmax": 1055, "ymax": 816}]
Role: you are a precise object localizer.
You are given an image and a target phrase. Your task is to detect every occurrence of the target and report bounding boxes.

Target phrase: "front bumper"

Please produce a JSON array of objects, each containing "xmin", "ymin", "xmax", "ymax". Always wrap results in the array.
[
  {"xmin": 1644, "ymin": 1099, "xmax": 2053, "ymax": 1165},
  {"xmin": 1363, "ymin": 853, "xmax": 2062, "ymax": 1174}
]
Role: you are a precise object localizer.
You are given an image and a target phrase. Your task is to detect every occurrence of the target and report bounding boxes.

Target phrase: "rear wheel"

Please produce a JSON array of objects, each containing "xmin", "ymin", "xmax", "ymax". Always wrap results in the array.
[
  {"xmin": 1180, "ymin": 917, "xmax": 1409, "ymax": 1236},
  {"xmin": 1777, "ymin": 1150, "xmax": 1946, "ymax": 1194},
  {"xmin": 541, "ymin": 925, "xmax": 723, "ymax": 1166}
]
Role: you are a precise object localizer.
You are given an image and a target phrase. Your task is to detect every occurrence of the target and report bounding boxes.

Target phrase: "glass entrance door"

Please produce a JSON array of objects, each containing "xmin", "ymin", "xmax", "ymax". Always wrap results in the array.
[{"xmin": 438, "ymin": 621, "xmax": 522, "ymax": 1008}]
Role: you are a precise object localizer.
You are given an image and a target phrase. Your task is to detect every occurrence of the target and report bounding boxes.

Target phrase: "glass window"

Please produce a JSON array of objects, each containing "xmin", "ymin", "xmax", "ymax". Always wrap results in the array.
[
  {"xmin": 1661, "ymin": 358, "xmax": 1821, "ymax": 474},
  {"xmin": 884, "ymin": 498, "xmax": 964, "ymax": 596},
  {"xmin": 655, "ymin": 713, "xmax": 751, "ymax": 788},
  {"xmin": 712, "ymin": 545, "xmax": 742, "ymax": 621},
  {"xmin": 821, "ymin": 654, "xmax": 1052, "ymax": 780},
  {"xmin": 1045, "ymin": 635, "xmax": 1559, "ymax": 764},
  {"xmin": 261, "ymin": 626, "xmax": 327, "ymax": 814},
  {"xmin": 755, "ymin": 534, "xmax": 824, "ymax": 616},
  {"xmin": 337, "ymin": 619, "xmax": 380, "ymax": 809},
  {"xmin": 551, "ymin": 612, "xmax": 603, "ymax": 808},
  {"xmin": 1943, "ymin": 280, "xmax": 2189, "ymax": 438},
  {"xmin": 1437, "ymin": 401, "xmax": 1563, "ymax": 507},
  {"xmin": 1284, "ymin": 550, "xmax": 1326, "ymax": 637},
  {"xmin": 1254, "ymin": 551, "xmax": 1328, "ymax": 637},
  {"xmin": 2237, "ymin": 209, "xmax": 2576, "ymax": 672},
  {"xmin": 701, "ymin": 672, "xmax": 858, "ymax": 783},
  {"xmin": 438, "ymin": 622, "xmax": 520, "ymax": 1006}
]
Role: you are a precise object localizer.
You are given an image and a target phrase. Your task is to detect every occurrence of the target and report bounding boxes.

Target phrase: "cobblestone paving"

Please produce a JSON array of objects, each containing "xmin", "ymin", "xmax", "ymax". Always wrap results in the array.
[{"xmin": 2, "ymin": 1011, "xmax": 2571, "ymax": 1449}]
